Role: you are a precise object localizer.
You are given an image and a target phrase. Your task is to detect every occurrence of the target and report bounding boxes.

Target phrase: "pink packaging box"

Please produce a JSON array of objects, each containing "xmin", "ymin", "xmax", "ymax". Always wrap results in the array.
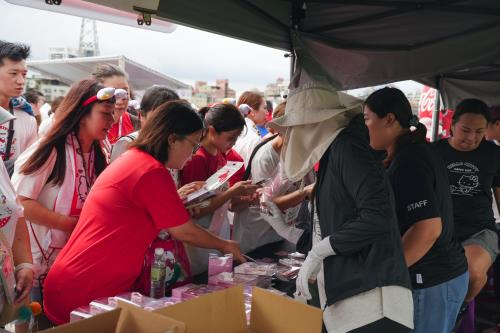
[
  {"xmin": 181, "ymin": 284, "xmax": 226, "ymax": 300},
  {"xmin": 208, "ymin": 254, "xmax": 233, "ymax": 277},
  {"xmin": 234, "ymin": 262, "xmax": 278, "ymax": 276},
  {"xmin": 171, "ymin": 283, "xmax": 197, "ymax": 299},
  {"xmin": 208, "ymin": 272, "xmax": 271, "ymax": 288},
  {"xmin": 109, "ymin": 291, "xmax": 158, "ymax": 308}
]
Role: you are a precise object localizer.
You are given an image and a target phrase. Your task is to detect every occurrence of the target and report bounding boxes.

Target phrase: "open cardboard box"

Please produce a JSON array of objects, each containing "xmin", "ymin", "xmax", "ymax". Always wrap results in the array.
[
  {"xmin": 41, "ymin": 300, "xmax": 186, "ymax": 333},
  {"xmin": 154, "ymin": 285, "xmax": 323, "ymax": 333}
]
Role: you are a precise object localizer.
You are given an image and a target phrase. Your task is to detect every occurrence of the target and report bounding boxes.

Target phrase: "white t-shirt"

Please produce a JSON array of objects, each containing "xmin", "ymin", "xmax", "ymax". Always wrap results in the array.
[
  {"xmin": 233, "ymin": 141, "xmax": 283, "ymax": 253},
  {"xmin": 0, "ymin": 159, "xmax": 24, "ymax": 248},
  {"xmin": 233, "ymin": 118, "xmax": 261, "ymax": 168},
  {"xmin": 11, "ymin": 141, "xmax": 59, "ymax": 268},
  {"xmin": 38, "ymin": 114, "xmax": 54, "ymax": 137},
  {"xmin": 0, "ymin": 109, "xmax": 37, "ymax": 161}
]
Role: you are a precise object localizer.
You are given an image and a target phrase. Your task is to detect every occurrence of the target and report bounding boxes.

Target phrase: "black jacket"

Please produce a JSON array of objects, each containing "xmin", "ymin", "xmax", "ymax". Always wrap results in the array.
[{"xmin": 315, "ymin": 114, "xmax": 411, "ymax": 306}]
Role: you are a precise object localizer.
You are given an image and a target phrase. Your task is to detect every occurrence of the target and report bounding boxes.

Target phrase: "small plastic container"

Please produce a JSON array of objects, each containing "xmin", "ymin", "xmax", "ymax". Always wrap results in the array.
[
  {"xmin": 234, "ymin": 262, "xmax": 278, "ymax": 276},
  {"xmin": 208, "ymin": 253, "xmax": 233, "ymax": 277},
  {"xmin": 69, "ymin": 306, "xmax": 92, "ymax": 322}
]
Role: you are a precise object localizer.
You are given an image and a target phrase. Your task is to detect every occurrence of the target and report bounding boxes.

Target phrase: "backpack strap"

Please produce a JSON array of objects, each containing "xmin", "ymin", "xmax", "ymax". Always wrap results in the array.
[
  {"xmin": 243, "ymin": 134, "xmax": 279, "ymax": 181},
  {"xmin": 4, "ymin": 101, "xmax": 15, "ymax": 162}
]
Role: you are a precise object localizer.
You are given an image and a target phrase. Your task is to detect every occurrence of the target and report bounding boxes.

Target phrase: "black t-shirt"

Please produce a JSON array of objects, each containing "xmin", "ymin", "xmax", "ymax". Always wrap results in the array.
[
  {"xmin": 387, "ymin": 142, "xmax": 467, "ymax": 289},
  {"xmin": 435, "ymin": 139, "xmax": 500, "ymax": 242}
]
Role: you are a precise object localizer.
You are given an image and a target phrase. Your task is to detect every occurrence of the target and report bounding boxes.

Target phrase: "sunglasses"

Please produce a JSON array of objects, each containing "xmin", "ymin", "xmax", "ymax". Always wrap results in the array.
[{"xmin": 82, "ymin": 87, "xmax": 129, "ymax": 107}]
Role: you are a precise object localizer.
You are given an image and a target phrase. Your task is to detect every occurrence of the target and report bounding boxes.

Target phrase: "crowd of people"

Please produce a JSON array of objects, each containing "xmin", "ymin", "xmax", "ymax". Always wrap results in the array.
[{"xmin": 0, "ymin": 39, "xmax": 499, "ymax": 333}]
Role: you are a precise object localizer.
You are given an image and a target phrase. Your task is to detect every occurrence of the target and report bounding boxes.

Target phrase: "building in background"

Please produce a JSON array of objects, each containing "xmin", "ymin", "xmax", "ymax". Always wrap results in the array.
[
  {"xmin": 191, "ymin": 79, "xmax": 236, "ymax": 107},
  {"xmin": 49, "ymin": 47, "xmax": 79, "ymax": 60},
  {"xmin": 264, "ymin": 77, "xmax": 288, "ymax": 107}
]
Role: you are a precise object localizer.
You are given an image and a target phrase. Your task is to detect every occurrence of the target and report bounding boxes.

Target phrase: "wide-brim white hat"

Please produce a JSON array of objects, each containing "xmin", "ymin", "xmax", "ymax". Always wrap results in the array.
[
  {"xmin": 268, "ymin": 81, "xmax": 362, "ymax": 134},
  {"xmin": 268, "ymin": 82, "xmax": 363, "ymax": 182}
]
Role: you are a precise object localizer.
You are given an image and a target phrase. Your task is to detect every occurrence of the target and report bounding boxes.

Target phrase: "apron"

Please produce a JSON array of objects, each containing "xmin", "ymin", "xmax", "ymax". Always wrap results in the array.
[{"xmin": 186, "ymin": 202, "xmax": 231, "ymax": 276}]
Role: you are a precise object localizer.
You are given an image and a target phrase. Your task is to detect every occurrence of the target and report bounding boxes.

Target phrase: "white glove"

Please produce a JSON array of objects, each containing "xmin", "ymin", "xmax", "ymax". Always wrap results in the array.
[
  {"xmin": 262, "ymin": 202, "xmax": 304, "ymax": 244},
  {"xmin": 296, "ymin": 236, "xmax": 335, "ymax": 300}
]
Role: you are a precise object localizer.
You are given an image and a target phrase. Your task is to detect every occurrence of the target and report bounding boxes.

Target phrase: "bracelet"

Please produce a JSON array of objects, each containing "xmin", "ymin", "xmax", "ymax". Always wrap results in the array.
[{"xmin": 15, "ymin": 263, "xmax": 34, "ymax": 273}]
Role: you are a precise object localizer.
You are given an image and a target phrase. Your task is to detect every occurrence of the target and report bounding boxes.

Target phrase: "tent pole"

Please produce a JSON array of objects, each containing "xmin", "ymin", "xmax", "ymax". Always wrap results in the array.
[{"xmin": 430, "ymin": 78, "xmax": 441, "ymax": 142}]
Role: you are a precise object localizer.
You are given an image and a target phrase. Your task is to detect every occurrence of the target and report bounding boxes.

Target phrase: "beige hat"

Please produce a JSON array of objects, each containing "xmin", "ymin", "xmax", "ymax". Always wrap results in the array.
[{"xmin": 268, "ymin": 82, "xmax": 362, "ymax": 182}]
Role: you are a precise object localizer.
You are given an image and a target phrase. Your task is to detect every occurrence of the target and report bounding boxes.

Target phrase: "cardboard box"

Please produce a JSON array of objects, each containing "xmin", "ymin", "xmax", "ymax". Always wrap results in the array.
[
  {"xmin": 154, "ymin": 285, "xmax": 323, "ymax": 333},
  {"xmin": 41, "ymin": 301, "xmax": 186, "ymax": 333}
]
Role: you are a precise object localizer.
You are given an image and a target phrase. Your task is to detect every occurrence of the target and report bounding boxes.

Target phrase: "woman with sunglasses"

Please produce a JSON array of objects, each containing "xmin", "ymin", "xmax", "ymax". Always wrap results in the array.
[
  {"xmin": 92, "ymin": 64, "xmax": 139, "ymax": 145},
  {"xmin": 11, "ymin": 79, "xmax": 115, "ymax": 303},
  {"xmin": 181, "ymin": 103, "xmax": 259, "ymax": 275},
  {"xmin": 41, "ymin": 100, "xmax": 246, "ymax": 324}
]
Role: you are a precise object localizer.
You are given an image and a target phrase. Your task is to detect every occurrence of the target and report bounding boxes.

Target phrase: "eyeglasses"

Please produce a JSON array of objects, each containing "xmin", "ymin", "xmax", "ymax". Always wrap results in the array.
[
  {"xmin": 82, "ymin": 87, "xmax": 129, "ymax": 107},
  {"xmin": 183, "ymin": 136, "xmax": 201, "ymax": 154}
]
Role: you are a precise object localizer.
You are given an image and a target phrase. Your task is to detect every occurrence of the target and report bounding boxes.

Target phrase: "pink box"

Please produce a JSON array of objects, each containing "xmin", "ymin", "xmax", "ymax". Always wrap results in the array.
[
  {"xmin": 208, "ymin": 272, "xmax": 271, "ymax": 288},
  {"xmin": 208, "ymin": 254, "xmax": 233, "ymax": 277},
  {"xmin": 181, "ymin": 284, "xmax": 226, "ymax": 300},
  {"xmin": 171, "ymin": 283, "xmax": 197, "ymax": 299}
]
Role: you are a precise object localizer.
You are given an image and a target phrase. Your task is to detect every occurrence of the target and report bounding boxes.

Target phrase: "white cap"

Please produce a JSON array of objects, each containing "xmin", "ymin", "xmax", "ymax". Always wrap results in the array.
[
  {"xmin": 154, "ymin": 248, "xmax": 165, "ymax": 256},
  {"xmin": 238, "ymin": 104, "xmax": 252, "ymax": 116}
]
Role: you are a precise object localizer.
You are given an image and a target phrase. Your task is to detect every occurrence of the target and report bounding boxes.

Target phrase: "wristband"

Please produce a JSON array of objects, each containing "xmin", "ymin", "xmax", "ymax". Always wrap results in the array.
[{"xmin": 15, "ymin": 263, "xmax": 34, "ymax": 273}]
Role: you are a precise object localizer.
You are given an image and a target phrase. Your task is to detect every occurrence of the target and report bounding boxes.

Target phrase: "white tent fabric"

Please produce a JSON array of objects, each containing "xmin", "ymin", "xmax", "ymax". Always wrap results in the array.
[{"xmin": 27, "ymin": 55, "xmax": 190, "ymax": 92}]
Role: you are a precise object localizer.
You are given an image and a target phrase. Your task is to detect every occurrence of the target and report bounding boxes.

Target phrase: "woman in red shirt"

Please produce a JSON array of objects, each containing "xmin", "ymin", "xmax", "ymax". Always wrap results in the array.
[
  {"xmin": 181, "ymin": 103, "xmax": 259, "ymax": 275},
  {"xmin": 42, "ymin": 101, "xmax": 245, "ymax": 324}
]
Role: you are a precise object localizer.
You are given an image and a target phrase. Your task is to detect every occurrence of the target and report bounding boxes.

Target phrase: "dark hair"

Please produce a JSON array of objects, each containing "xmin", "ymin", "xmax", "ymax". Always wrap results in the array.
[
  {"xmin": 23, "ymin": 89, "xmax": 44, "ymax": 105},
  {"xmin": 452, "ymin": 98, "xmax": 491, "ymax": 125},
  {"xmin": 92, "ymin": 64, "xmax": 128, "ymax": 82},
  {"xmin": 21, "ymin": 78, "xmax": 107, "ymax": 185},
  {"xmin": 205, "ymin": 103, "xmax": 245, "ymax": 133},
  {"xmin": 365, "ymin": 87, "xmax": 427, "ymax": 155},
  {"xmin": 198, "ymin": 106, "xmax": 210, "ymax": 120},
  {"xmin": 0, "ymin": 41, "xmax": 30, "ymax": 65},
  {"xmin": 237, "ymin": 91, "xmax": 264, "ymax": 111},
  {"xmin": 50, "ymin": 96, "xmax": 64, "ymax": 115},
  {"xmin": 140, "ymin": 85, "xmax": 179, "ymax": 117},
  {"xmin": 131, "ymin": 100, "xmax": 204, "ymax": 164},
  {"xmin": 489, "ymin": 105, "xmax": 500, "ymax": 123}
]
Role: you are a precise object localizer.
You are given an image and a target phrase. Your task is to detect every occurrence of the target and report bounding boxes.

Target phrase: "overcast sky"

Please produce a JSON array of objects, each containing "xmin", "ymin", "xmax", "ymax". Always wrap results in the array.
[
  {"xmin": 0, "ymin": 0, "xmax": 421, "ymax": 96},
  {"xmin": 0, "ymin": 0, "xmax": 293, "ymax": 94}
]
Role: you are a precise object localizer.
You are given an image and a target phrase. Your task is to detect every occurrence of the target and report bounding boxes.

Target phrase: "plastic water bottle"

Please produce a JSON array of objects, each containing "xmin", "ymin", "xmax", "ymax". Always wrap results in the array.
[{"xmin": 150, "ymin": 248, "xmax": 166, "ymax": 299}]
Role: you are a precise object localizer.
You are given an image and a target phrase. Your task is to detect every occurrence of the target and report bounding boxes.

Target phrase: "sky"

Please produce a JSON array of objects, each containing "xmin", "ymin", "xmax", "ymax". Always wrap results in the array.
[{"xmin": 0, "ymin": 0, "xmax": 421, "ymax": 96}]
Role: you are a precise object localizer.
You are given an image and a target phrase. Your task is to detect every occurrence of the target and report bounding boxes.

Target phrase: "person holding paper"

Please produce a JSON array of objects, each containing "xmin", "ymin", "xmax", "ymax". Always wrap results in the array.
[
  {"xmin": 42, "ymin": 100, "xmax": 246, "ymax": 324},
  {"xmin": 181, "ymin": 103, "xmax": 259, "ymax": 275}
]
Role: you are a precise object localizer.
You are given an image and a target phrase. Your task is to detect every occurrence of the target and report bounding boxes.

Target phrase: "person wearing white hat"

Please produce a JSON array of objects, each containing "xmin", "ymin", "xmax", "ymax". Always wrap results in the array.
[
  {"xmin": 233, "ymin": 91, "xmax": 267, "ymax": 167},
  {"xmin": 0, "ymin": 106, "xmax": 33, "ymax": 306},
  {"xmin": 275, "ymin": 82, "xmax": 413, "ymax": 333}
]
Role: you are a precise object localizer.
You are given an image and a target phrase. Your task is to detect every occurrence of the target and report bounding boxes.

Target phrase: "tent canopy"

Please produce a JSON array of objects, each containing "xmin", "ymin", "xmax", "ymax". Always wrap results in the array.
[
  {"xmin": 28, "ymin": 55, "xmax": 190, "ymax": 92},
  {"xmin": 420, "ymin": 60, "xmax": 500, "ymax": 108},
  {"xmin": 11, "ymin": 0, "xmax": 500, "ymax": 106},
  {"xmin": 154, "ymin": 0, "xmax": 500, "ymax": 93}
]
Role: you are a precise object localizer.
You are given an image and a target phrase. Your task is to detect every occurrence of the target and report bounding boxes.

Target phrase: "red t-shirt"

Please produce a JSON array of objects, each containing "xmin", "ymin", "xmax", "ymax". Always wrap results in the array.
[
  {"xmin": 225, "ymin": 149, "xmax": 245, "ymax": 185},
  {"xmin": 180, "ymin": 147, "xmax": 244, "ymax": 186},
  {"xmin": 107, "ymin": 112, "xmax": 135, "ymax": 145},
  {"xmin": 43, "ymin": 148, "xmax": 189, "ymax": 324}
]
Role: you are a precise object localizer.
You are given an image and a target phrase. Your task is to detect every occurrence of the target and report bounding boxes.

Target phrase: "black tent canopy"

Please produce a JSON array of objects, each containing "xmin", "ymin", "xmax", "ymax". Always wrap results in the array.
[
  {"xmin": 156, "ymin": 0, "xmax": 500, "ymax": 91},
  {"xmin": 155, "ymin": 0, "xmax": 500, "ymax": 139}
]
